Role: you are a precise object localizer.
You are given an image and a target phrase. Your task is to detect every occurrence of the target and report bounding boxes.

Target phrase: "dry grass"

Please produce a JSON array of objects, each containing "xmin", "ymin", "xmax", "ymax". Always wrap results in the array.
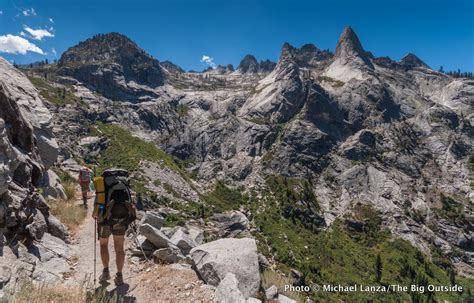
[
  {"xmin": 48, "ymin": 198, "xmax": 87, "ymax": 235},
  {"xmin": 63, "ymin": 181, "xmax": 78, "ymax": 201},
  {"xmin": 261, "ymin": 270, "xmax": 306, "ymax": 302},
  {"xmin": 3, "ymin": 279, "xmax": 118, "ymax": 303}
]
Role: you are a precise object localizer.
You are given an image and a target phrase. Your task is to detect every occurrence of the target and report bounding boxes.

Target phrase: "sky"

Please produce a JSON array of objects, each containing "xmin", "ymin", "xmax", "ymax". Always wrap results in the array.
[{"xmin": 0, "ymin": 0, "xmax": 473, "ymax": 72}]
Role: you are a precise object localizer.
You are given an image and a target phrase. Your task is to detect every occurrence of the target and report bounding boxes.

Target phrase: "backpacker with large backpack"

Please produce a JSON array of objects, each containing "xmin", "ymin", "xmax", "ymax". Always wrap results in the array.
[{"xmin": 93, "ymin": 168, "xmax": 137, "ymax": 226}]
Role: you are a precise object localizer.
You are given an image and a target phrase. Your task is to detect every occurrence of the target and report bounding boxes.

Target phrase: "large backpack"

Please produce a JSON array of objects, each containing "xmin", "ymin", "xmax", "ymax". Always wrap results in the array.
[{"xmin": 99, "ymin": 168, "xmax": 136, "ymax": 225}]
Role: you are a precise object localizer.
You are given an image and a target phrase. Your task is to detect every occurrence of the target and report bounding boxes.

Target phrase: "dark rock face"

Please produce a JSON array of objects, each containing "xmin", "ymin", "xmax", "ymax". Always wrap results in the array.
[
  {"xmin": 238, "ymin": 54, "xmax": 259, "ymax": 73},
  {"xmin": 281, "ymin": 43, "xmax": 333, "ymax": 68},
  {"xmin": 400, "ymin": 53, "xmax": 430, "ymax": 69},
  {"xmin": 237, "ymin": 54, "xmax": 276, "ymax": 73},
  {"xmin": 258, "ymin": 60, "xmax": 276, "ymax": 72},
  {"xmin": 160, "ymin": 60, "xmax": 184, "ymax": 73},
  {"xmin": 58, "ymin": 32, "xmax": 165, "ymax": 101}
]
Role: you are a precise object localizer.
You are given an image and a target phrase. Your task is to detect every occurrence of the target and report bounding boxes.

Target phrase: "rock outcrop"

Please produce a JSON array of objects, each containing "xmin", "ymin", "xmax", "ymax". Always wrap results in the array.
[
  {"xmin": 324, "ymin": 26, "xmax": 374, "ymax": 81},
  {"xmin": 237, "ymin": 54, "xmax": 276, "ymax": 74},
  {"xmin": 58, "ymin": 32, "xmax": 166, "ymax": 101},
  {"xmin": 190, "ymin": 238, "xmax": 260, "ymax": 298},
  {"xmin": 0, "ymin": 57, "xmax": 69, "ymax": 292}
]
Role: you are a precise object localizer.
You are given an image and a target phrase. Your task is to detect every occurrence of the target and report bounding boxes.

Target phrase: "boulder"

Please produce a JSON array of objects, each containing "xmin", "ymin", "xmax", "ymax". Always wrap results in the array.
[
  {"xmin": 135, "ymin": 234, "xmax": 156, "ymax": 251},
  {"xmin": 160, "ymin": 226, "xmax": 177, "ymax": 238},
  {"xmin": 153, "ymin": 246, "xmax": 185, "ymax": 264},
  {"xmin": 32, "ymin": 233, "xmax": 71, "ymax": 283},
  {"xmin": 210, "ymin": 211, "xmax": 250, "ymax": 238},
  {"xmin": 290, "ymin": 269, "xmax": 305, "ymax": 286},
  {"xmin": 190, "ymin": 238, "xmax": 260, "ymax": 298},
  {"xmin": 265, "ymin": 285, "xmax": 278, "ymax": 300},
  {"xmin": 139, "ymin": 223, "xmax": 173, "ymax": 249},
  {"xmin": 40, "ymin": 170, "xmax": 66, "ymax": 200},
  {"xmin": 258, "ymin": 254, "xmax": 270, "ymax": 271},
  {"xmin": 139, "ymin": 211, "xmax": 165, "ymax": 230},
  {"xmin": 215, "ymin": 273, "xmax": 246, "ymax": 303},
  {"xmin": 278, "ymin": 294, "xmax": 297, "ymax": 303},
  {"xmin": 46, "ymin": 214, "xmax": 70, "ymax": 243},
  {"xmin": 26, "ymin": 210, "xmax": 48, "ymax": 240},
  {"xmin": 186, "ymin": 225, "xmax": 204, "ymax": 245},
  {"xmin": 247, "ymin": 298, "xmax": 261, "ymax": 303},
  {"xmin": 170, "ymin": 228, "xmax": 197, "ymax": 255}
]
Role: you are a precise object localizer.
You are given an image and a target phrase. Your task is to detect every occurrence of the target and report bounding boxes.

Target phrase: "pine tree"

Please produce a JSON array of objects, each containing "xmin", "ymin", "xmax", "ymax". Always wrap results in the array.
[
  {"xmin": 449, "ymin": 268, "xmax": 456, "ymax": 286},
  {"xmin": 375, "ymin": 253, "xmax": 382, "ymax": 283}
]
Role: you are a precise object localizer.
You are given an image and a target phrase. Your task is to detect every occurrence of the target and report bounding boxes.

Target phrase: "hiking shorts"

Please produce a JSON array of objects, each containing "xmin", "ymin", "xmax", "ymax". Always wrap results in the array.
[{"xmin": 98, "ymin": 221, "xmax": 128, "ymax": 238}]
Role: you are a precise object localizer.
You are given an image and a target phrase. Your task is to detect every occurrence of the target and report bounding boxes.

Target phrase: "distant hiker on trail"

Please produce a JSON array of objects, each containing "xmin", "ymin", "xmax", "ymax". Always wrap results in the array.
[
  {"xmin": 92, "ymin": 169, "xmax": 137, "ymax": 286},
  {"xmin": 79, "ymin": 166, "xmax": 93, "ymax": 208}
]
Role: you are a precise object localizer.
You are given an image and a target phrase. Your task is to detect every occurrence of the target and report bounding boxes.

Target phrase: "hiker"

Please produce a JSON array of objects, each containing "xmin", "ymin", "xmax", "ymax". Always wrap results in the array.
[
  {"xmin": 78, "ymin": 166, "xmax": 92, "ymax": 208},
  {"xmin": 92, "ymin": 169, "xmax": 136, "ymax": 286}
]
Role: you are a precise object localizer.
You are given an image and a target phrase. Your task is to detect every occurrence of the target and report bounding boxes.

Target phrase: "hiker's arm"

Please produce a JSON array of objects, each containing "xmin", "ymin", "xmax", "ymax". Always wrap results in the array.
[{"xmin": 92, "ymin": 195, "xmax": 99, "ymax": 218}]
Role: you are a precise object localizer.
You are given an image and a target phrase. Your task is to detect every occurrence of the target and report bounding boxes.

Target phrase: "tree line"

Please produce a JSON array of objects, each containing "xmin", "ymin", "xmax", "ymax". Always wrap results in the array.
[{"xmin": 438, "ymin": 66, "xmax": 474, "ymax": 79}]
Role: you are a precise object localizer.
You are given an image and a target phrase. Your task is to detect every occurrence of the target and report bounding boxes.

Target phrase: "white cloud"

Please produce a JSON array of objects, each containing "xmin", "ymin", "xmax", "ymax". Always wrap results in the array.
[
  {"xmin": 23, "ymin": 26, "xmax": 54, "ymax": 40},
  {"xmin": 20, "ymin": 31, "xmax": 26, "ymax": 37},
  {"xmin": 0, "ymin": 11, "xmax": 3, "ymax": 15},
  {"xmin": 0, "ymin": 34, "xmax": 44, "ymax": 55},
  {"xmin": 49, "ymin": 18, "xmax": 54, "ymax": 23},
  {"xmin": 201, "ymin": 55, "xmax": 216, "ymax": 69},
  {"xmin": 51, "ymin": 48, "xmax": 57, "ymax": 55},
  {"xmin": 22, "ymin": 8, "xmax": 36, "ymax": 17}
]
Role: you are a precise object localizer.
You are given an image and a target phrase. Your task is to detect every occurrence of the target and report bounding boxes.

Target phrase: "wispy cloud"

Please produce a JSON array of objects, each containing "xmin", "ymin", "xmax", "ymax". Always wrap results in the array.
[
  {"xmin": 22, "ymin": 8, "xmax": 36, "ymax": 17},
  {"xmin": 23, "ymin": 26, "xmax": 54, "ymax": 40},
  {"xmin": 49, "ymin": 18, "xmax": 54, "ymax": 23},
  {"xmin": 51, "ymin": 48, "xmax": 57, "ymax": 55},
  {"xmin": 201, "ymin": 55, "xmax": 216, "ymax": 69},
  {"xmin": 0, "ymin": 11, "xmax": 3, "ymax": 15},
  {"xmin": 0, "ymin": 34, "xmax": 44, "ymax": 55}
]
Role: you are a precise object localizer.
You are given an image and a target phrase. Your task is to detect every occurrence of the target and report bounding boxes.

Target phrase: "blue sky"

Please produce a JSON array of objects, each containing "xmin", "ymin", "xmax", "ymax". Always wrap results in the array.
[{"xmin": 0, "ymin": 0, "xmax": 473, "ymax": 71}]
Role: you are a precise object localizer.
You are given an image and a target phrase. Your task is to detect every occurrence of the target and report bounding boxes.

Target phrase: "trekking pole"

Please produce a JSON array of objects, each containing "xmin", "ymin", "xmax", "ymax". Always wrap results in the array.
[{"xmin": 93, "ymin": 218, "xmax": 97, "ymax": 287}]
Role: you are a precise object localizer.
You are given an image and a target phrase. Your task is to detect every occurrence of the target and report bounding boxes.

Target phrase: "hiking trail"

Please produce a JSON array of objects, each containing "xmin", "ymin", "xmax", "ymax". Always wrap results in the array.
[{"xmin": 66, "ymin": 194, "xmax": 214, "ymax": 302}]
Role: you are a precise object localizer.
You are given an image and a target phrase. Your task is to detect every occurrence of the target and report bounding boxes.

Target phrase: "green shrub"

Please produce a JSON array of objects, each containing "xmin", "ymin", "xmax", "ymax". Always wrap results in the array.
[
  {"xmin": 248, "ymin": 176, "xmax": 473, "ymax": 302},
  {"xmin": 28, "ymin": 76, "xmax": 80, "ymax": 106}
]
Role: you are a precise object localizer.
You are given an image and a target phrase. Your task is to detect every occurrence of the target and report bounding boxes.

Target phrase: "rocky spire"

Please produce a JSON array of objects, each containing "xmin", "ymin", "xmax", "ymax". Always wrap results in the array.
[
  {"xmin": 238, "ymin": 54, "xmax": 275, "ymax": 74},
  {"xmin": 334, "ymin": 26, "xmax": 373, "ymax": 68},
  {"xmin": 400, "ymin": 53, "xmax": 430, "ymax": 69},
  {"xmin": 237, "ymin": 54, "xmax": 259, "ymax": 73}
]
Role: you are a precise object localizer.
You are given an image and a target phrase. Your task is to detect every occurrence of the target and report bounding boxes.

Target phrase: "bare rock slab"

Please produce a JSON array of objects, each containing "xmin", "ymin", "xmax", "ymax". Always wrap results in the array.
[{"xmin": 190, "ymin": 238, "xmax": 260, "ymax": 298}]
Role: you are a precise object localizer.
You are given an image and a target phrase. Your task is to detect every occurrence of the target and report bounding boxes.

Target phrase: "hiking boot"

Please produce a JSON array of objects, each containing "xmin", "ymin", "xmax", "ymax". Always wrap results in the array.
[
  {"xmin": 99, "ymin": 268, "xmax": 110, "ymax": 283},
  {"xmin": 114, "ymin": 272, "xmax": 124, "ymax": 286}
]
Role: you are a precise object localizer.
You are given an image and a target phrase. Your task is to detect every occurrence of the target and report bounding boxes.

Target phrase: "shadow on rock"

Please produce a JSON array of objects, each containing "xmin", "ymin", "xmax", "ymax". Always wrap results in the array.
[{"xmin": 87, "ymin": 283, "xmax": 136, "ymax": 303}]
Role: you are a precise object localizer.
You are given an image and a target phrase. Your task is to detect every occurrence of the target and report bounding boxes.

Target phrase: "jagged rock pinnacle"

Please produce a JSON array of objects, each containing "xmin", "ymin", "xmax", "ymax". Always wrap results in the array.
[
  {"xmin": 334, "ymin": 26, "xmax": 373, "ymax": 68},
  {"xmin": 238, "ymin": 55, "xmax": 259, "ymax": 73},
  {"xmin": 336, "ymin": 27, "xmax": 364, "ymax": 56},
  {"xmin": 400, "ymin": 53, "xmax": 430, "ymax": 69}
]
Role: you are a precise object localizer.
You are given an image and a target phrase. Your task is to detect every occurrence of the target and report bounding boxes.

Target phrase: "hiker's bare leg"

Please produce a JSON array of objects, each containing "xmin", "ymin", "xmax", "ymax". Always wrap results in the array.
[
  {"xmin": 99, "ymin": 237, "xmax": 109, "ymax": 268},
  {"xmin": 113, "ymin": 235, "xmax": 125, "ymax": 273},
  {"xmin": 82, "ymin": 189, "xmax": 88, "ymax": 207}
]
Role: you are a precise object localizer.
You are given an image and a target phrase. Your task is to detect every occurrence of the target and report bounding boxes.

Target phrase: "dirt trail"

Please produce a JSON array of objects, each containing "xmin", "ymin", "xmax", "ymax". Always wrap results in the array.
[
  {"xmin": 71, "ymin": 196, "xmax": 116, "ymax": 284},
  {"xmin": 70, "ymin": 195, "xmax": 138, "ymax": 301},
  {"xmin": 68, "ymin": 195, "xmax": 215, "ymax": 302}
]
